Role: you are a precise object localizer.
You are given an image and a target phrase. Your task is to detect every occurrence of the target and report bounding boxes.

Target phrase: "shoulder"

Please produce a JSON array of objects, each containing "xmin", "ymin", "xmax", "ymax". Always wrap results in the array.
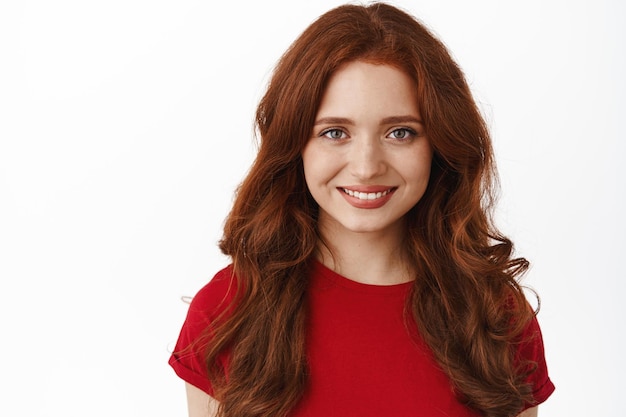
[
  {"xmin": 172, "ymin": 265, "xmax": 239, "ymax": 350},
  {"xmin": 185, "ymin": 265, "xmax": 239, "ymax": 326},
  {"xmin": 516, "ymin": 312, "xmax": 556, "ymax": 408},
  {"xmin": 169, "ymin": 265, "xmax": 238, "ymax": 396}
]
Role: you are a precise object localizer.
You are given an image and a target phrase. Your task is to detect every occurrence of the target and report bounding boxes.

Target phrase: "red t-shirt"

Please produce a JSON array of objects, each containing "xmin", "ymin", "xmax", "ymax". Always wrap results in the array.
[{"xmin": 169, "ymin": 262, "xmax": 555, "ymax": 416}]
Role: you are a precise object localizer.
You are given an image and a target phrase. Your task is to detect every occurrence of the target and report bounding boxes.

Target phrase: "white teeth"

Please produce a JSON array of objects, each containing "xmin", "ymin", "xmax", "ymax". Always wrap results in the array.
[{"xmin": 343, "ymin": 188, "xmax": 391, "ymax": 200}]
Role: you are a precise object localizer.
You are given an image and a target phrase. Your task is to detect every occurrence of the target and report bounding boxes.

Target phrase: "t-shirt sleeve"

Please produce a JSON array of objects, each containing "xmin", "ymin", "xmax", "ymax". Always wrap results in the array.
[
  {"xmin": 168, "ymin": 266, "xmax": 237, "ymax": 396},
  {"xmin": 518, "ymin": 314, "xmax": 555, "ymax": 409}
]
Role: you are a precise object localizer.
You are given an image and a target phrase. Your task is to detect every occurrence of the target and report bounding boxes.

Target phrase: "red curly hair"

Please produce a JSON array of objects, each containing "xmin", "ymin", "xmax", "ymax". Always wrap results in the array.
[{"xmin": 201, "ymin": 3, "xmax": 536, "ymax": 416}]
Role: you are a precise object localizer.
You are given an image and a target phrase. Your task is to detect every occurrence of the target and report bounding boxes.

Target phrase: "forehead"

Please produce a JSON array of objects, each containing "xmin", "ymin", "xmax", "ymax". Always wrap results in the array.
[{"xmin": 316, "ymin": 61, "xmax": 420, "ymax": 118}]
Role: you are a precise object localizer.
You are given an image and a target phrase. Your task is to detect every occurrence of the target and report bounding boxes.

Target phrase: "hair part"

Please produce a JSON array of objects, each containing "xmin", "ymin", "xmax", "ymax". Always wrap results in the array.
[{"xmin": 208, "ymin": 3, "xmax": 536, "ymax": 416}]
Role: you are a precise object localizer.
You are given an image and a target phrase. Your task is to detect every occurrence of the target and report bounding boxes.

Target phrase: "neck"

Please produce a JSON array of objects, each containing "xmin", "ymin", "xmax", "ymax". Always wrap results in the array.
[{"xmin": 316, "ymin": 219, "xmax": 412, "ymax": 286}]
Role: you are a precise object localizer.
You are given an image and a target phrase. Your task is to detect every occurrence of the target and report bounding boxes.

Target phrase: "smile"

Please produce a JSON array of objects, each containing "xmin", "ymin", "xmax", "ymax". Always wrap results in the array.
[{"xmin": 341, "ymin": 188, "xmax": 395, "ymax": 200}]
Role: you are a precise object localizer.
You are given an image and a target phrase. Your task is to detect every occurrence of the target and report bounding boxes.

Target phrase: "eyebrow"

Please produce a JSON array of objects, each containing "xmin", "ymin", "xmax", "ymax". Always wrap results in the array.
[
  {"xmin": 314, "ymin": 117, "xmax": 353, "ymax": 126},
  {"xmin": 314, "ymin": 115, "xmax": 423, "ymax": 126}
]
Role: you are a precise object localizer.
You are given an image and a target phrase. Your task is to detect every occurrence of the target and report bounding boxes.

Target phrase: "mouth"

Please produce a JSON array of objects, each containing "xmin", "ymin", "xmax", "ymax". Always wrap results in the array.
[{"xmin": 340, "ymin": 187, "xmax": 396, "ymax": 201}]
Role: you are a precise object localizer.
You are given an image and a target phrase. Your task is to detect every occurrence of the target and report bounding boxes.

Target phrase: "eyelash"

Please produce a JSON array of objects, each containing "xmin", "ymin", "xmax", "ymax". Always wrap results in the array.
[
  {"xmin": 320, "ymin": 128, "xmax": 348, "ymax": 140},
  {"xmin": 388, "ymin": 128, "xmax": 417, "ymax": 141},
  {"xmin": 319, "ymin": 127, "xmax": 418, "ymax": 141}
]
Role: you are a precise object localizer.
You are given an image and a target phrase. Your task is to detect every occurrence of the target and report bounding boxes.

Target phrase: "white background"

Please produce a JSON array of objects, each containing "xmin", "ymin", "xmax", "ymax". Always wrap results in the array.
[{"xmin": 1, "ymin": 0, "xmax": 624, "ymax": 415}]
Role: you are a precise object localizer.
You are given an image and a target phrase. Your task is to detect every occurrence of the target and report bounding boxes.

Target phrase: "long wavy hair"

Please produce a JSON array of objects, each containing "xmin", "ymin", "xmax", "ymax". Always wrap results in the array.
[{"xmin": 206, "ymin": 3, "xmax": 535, "ymax": 417}]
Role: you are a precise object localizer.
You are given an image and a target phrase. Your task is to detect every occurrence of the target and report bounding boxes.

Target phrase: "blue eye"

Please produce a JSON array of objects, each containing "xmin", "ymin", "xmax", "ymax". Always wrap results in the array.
[
  {"xmin": 388, "ymin": 128, "xmax": 416, "ymax": 140},
  {"xmin": 322, "ymin": 129, "xmax": 347, "ymax": 140}
]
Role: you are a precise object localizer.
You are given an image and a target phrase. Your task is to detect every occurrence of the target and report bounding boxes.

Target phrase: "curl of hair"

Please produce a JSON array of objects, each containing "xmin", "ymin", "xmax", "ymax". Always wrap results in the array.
[{"xmin": 209, "ymin": 3, "xmax": 536, "ymax": 417}]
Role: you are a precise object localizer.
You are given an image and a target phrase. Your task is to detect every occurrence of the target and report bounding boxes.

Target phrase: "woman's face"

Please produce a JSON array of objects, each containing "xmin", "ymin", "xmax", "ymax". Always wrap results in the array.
[{"xmin": 302, "ymin": 61, "xmax": 433, "ymax": 239}]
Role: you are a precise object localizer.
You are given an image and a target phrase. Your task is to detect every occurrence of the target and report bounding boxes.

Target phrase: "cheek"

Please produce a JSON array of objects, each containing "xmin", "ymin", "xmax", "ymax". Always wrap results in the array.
[
  {"xmin": 302, "ymin": 145, "xmax": 338, "ymax": 185},
  {"xmin": 301, "ymin": 146, "xmax": 316, "ymax": 186},
  {"xmin": 398, "ymin": 148, "xmax": 433, "ymax": 185},
  {"xmin": 302, "ymin": 150, "xmax": 323, "ymax": 195}
]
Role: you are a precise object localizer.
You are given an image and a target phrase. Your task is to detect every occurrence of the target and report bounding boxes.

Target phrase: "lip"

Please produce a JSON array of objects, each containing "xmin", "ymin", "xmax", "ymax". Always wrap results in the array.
[
  {"xmin": 341, "ymin": 185, "xmax": 393, "ymax": 193},
  {"xmin": 338, "ymin": 186, "xmax": 396, "ymax": 209}
]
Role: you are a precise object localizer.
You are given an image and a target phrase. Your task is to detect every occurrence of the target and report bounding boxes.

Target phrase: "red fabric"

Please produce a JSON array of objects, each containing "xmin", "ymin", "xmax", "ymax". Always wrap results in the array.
[
  {"xmin": 168, "ymin": 265, "xmax": 237, "ymax": 396},
  {"xmin": 169, "ymin": 262, "xmax": 554, "ymax": 415}
]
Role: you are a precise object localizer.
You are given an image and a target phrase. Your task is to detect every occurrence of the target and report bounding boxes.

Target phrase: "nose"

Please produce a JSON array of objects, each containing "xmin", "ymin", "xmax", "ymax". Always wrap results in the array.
[{"xmin": 349, "ymin": 136, "xmax": 387, "ymax": 180}]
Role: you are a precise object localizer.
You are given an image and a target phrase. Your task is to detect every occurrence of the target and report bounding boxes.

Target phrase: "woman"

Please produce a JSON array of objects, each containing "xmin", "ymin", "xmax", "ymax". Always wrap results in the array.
[{"xmin": 169, "ymin": 3, "xmax": 554, "ymax": 417}]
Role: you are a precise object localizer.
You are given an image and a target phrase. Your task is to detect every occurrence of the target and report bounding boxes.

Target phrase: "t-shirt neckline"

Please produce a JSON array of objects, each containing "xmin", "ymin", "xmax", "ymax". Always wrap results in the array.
[{"xmin": 312, "ymin": 259, "xmax": 413, "ymax": 295}]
